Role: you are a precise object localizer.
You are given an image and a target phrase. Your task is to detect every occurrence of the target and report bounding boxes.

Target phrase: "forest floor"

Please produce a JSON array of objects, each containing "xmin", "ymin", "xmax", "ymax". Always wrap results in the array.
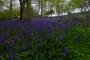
[{"xmin": 0, "ymin": 11, "xmax": 90, "ymax": 60}]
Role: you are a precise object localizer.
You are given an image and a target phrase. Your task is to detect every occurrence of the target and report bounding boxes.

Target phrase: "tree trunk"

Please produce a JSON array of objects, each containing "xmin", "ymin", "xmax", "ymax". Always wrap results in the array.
[
  {"xmin": 20, "ymin": 6, "xmax": 23, "ymax": 20},
  {"xmin": 87, "ymin": 0, "xmax": 90, "ymax": 11},
  {"xmin": 62, "ymin": 1, "xmax": 64, "ymax": 15},
  {"xmin": 10, "ymin": 0, "xmax": 12, "ymax": 19},
  {"xmin": 25, "ymin": 0, "xmax": 32, "ymax": 19},
  {"xmin": 57, "ymin": 0, "xmax": 60, "ymax": 16},
  {"xmin": 19, "ymin": 0, "xmax": 25, "ymax": 20},
  {"xmin": 38, "ymin": 0, "xmax": 40, "ymax": 15},
  {"xmin": 41, "ymin": 0, "xmax": 43, "ymax": 16}
]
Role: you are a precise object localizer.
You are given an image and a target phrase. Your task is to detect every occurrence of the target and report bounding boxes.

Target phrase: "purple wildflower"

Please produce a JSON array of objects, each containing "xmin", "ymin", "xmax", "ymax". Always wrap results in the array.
[
  {"xmin": 0, "ymin": 33, "xmax": 6, "ymax": 43},
  {"xmin": 63, "ymin": 47, "xmax": 70, "ymax": 57}
]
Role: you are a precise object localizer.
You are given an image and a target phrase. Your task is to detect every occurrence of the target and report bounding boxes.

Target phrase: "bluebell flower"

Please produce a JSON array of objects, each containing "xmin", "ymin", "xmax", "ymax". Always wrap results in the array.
[
  {"xmin": 13, "ymin": 35, "xmax": 22, "ymax": 40},
  {"xmin": 63, "ymin": 47, "xmax": 70, "ymax": 57},
  {"xmin": 58, "ymin": 22, "xmax": 66, "ymax": 29},
  {"xmin": 47, "ymin": 29, "xmax": 53, "ymax": 33},
  {"xmin": 37, "ymin": 43, "xmax": 44, "ymax": 49},
  {"xmin": 0, "ymin": 34, "xmax": 6, "ymax": 43},
  {"xmin": 59, "ymin": 33, "xmax": 66, "ymax": 41},
  {"xmin": 19, "ymin": 47, "xmax": 27, "ymax": 52}
]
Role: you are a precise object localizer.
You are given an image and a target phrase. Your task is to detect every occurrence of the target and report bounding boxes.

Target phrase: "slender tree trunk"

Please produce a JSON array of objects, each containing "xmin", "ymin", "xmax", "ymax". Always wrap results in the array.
[
  {"xmin": 0, "ymin": 6, "xmax": 1, "ymax": 15},
  {"xmin": 20, "ymin": 5, "xmax": 23, "ymax": 20},
  {"xmin": 62, "ymin": 1, "xmax": 64, "ymax": 15},
  {"xmin": 80, "ymin": 2, "xmax": 83, "ymax": 13},
  {"xmin": 38, "ymin": 0, "xmax": 40, "ymax": 15},
  {"xmin": 19, "ymin": 0, "xmax": 23, "ymax": 20},
  {"xmin": 10, "ymin": 0, "xmax": 12, "ymax": 19},
  {"xmin": 87, "ymin": 0, "xmax": 90, "ymax": 11},
  {"xmin": 57, "ymin": 0, "xmax": 60, "ymax": 16},
  {"xmin": 41, "ymin": 0, "xmax": 43, "ymax": 16}
]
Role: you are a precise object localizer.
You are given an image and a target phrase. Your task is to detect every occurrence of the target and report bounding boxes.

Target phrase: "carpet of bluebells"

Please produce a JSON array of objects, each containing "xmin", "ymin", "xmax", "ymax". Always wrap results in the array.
[{"xmin": 0, "ymin": 14, "xmax": 90, "ymax": 60}]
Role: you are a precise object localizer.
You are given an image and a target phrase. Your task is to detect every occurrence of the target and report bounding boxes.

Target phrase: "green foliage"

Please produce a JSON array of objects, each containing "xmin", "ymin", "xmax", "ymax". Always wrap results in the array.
[
  {"xmin": 23, "ymin": 7, "xmax": 38, "ymax": 19},
  {"xmin": 12, "ymin": 10, "xmax": 20, "ymax": 18},
  {"xmin": 45, "ymin": 9, "xmax": 55, "ymax": 16},
  {"xmin": 70, "ymin": 0, "xmax": 87, "ymax": 12},
  {"xmin": 1, "ymin": 21, "xmax": 90, "ymax": 60},
  {"xmin": 0, "ymin": 10, "xmax": 10, "ymax": 19},
  {"xmin": 15, "ymin": 39, "xmax": 63, "ymax": 60},
  {"xmin": 65, "ymin": 23, "xmax": 90, "ymax": 60},
  {"xmin": 0, "ymin": 10, "xmax": 19, "ymax": 20}
]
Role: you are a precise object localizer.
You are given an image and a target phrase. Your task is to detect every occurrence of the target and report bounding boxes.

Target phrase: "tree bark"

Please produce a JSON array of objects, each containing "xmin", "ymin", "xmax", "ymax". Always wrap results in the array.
[
  {"xmin": 25, "ymin": 0, "xmax": 32, "ymax": 19},
  {"xmin": 10, "ymin": 0, "xmax": 12, "ymax": 19},
  {"xmin": 19, "ymin": 0, "xmax": 25, "ymax": 20},
  {"xmin": 41, "ymin": 0, "xmax": 43, "ymax": 16},
  {"xmin": 20, "ymin": 5, "xmax": 24, "ymax": 20}
]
